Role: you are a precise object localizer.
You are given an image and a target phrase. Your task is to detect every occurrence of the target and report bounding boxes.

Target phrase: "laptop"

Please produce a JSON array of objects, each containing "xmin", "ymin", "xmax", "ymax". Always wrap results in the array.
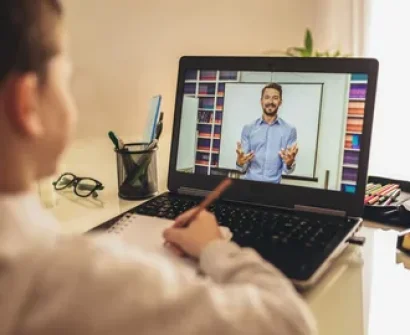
[{"xmin": 93, "ymin": 56, "xmax": 378, "ymax": 289}]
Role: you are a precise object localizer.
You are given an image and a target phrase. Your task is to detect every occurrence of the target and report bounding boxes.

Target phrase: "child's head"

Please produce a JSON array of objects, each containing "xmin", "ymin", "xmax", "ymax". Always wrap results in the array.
[{"xmin": 0, "ymin": 0, "xmax": 76, "ymax": 190}]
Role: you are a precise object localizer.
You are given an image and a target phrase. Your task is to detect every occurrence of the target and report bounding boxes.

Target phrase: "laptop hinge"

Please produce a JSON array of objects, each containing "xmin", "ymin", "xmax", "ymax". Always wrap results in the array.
[
  {"xmin": 294, "ymin": 205, "xmax": 347, "ymax": 217},
  {"xmin": 178, "ymin": 187, "xmax": 210, "ymax": 197}
]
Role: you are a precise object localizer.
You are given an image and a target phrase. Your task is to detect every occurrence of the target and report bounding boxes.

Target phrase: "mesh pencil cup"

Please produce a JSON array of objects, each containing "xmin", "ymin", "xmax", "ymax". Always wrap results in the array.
[{"xmin": 115, "ymin": 143, "xmax": 159, "ymax": 200}]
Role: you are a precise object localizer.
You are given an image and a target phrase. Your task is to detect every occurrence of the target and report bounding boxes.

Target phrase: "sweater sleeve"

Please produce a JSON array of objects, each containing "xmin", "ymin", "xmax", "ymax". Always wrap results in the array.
[{"xmin": 14, "ymin": 235, "xmax": 317, "ymax": 335}]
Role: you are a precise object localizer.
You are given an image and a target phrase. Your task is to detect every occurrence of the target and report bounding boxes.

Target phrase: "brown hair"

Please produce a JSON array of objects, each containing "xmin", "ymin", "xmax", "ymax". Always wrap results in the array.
[
  {"xmin": 0, "ymin": 0, "xmax": 63, "ymax": 85},
  {"xmin": 261, "ymin": 82, "xmax": 282, "ymax": 99}
]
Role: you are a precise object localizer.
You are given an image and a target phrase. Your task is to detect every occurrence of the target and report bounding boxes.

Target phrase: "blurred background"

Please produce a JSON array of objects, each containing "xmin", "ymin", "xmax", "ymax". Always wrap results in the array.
[{"xmin": 62, "ymin": 0, "xmax": 403, "ymax": 186}]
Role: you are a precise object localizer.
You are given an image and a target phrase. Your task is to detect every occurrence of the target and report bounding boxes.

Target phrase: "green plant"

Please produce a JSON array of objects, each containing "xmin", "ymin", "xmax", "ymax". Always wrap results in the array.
[{"xmin": 264, "ymin": 29, "xmax": 349, "ymax": 57}]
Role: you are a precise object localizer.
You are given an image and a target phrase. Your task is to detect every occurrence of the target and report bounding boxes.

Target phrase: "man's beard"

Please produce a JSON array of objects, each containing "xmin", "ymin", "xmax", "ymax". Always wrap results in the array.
[{"xmin": 263, "ymin": 104, "xmax": 278, "ymax": 117}]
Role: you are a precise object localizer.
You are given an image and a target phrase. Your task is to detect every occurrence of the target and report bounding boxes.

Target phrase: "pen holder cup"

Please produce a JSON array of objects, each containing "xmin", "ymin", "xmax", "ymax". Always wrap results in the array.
[{"xmin": 115, "ymin": 143, "xmax": 159, "ymax": 200}]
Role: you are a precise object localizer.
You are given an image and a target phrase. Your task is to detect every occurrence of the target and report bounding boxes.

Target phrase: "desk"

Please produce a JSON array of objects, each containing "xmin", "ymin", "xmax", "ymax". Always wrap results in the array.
[{"xmin": 46, "ymin": 138, "xmax": 410, "ymax": 335}]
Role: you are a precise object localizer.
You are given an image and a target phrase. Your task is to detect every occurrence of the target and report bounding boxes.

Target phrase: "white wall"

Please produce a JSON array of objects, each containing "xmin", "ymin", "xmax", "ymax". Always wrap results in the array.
[
  {"xmin": 276, "ymin": 73, "xmax": 350, "ymax": 190},
  {"xmin": 312, "ymin": 0, "xmax": 357, "ymax": 55},
  {"xmin": 217, "ymin": 72, "xmax": 349, "ymax": 190},
  {"xmin": 219, "ymin": 81, "xmax": 323, "ymax": 179},
  {"xmin": 63, "ymin": 0, "xmax": 318, "ymax": 185}
]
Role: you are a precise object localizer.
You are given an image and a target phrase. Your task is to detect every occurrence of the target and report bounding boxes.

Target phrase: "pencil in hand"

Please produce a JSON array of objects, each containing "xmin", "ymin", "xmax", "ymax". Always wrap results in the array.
[
  {"xmin": 164, "ymin": 178, "xmax": 233, "ymax": 257},
  {"xmin": 174, "ymin": 178, "xmax": 233, "ymax": 228}
]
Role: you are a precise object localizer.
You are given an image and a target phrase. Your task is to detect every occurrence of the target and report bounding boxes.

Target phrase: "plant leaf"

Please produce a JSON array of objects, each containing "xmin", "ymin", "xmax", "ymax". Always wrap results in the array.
[
  {"xmin": 305, "ymin": 29, "xmax": 313, "ymax": 54},
  {"xmin": 333, "ymin": 50, "xmax": 341, "ymax": 57},
  {"xmin": 301, "ymin": 49, "xmax": 312, "ymax": 57}
]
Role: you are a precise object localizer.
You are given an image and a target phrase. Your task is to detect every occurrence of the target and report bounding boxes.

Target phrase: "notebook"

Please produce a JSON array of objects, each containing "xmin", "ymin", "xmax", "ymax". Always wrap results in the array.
[
  {"xmin": 91, "ymin": 56, "xmax": 379, "ymax": 290},
  {"xmin": 104, "ymin": 212, "xmax": 233, "ymax": 277}
]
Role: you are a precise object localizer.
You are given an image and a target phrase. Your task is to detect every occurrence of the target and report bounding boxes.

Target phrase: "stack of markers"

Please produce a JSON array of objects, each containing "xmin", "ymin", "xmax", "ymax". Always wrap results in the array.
[{"xmin": 365, "ymin": 183, "xmax": 401, "ymax": 206}]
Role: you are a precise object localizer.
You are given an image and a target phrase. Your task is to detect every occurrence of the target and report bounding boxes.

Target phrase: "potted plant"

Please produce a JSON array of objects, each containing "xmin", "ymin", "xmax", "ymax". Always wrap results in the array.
[{"xmin": 264, "ymin": 29, "xmax": 349, "ymax": 57}]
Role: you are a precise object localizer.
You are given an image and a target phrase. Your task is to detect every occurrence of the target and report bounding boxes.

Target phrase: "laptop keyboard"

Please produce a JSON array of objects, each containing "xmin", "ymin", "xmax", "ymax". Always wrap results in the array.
[
  {"xmin": 135, "ymin": 193, "xmax": 354, "ymax": 249},
  {"xmin": 133, "ymin": 193, "xmax": 358, "ymax": 280}
]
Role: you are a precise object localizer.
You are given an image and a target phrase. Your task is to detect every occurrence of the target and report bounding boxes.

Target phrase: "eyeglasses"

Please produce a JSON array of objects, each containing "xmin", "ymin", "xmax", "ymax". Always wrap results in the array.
[{"xmin": 52, "ymin": 173, "xmax": 104, "ymax": 198}]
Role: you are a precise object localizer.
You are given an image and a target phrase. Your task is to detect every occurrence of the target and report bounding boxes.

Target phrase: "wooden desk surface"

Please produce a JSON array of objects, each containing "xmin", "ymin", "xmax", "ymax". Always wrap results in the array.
[{"xmin": 43, "ymin": 137, "xmax": 410, "ymax": 335}]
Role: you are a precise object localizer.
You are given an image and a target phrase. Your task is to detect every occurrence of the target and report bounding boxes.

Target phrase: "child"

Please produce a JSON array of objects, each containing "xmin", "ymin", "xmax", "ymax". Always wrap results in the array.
[{"xmin": 0, "ymin": 1, "xmax": 316, "ymax": 334}]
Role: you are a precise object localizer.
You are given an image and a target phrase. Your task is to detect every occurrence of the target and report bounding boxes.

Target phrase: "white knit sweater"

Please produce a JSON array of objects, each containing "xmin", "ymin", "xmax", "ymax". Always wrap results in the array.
[{"xmin": 0, "ymin": 192, "xmax": 317, "ymax": 335}]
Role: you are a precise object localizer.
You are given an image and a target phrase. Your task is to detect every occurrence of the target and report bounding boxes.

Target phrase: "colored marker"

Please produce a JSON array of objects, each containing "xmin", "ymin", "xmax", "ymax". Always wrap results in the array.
[
  {"xmin": 364, "ymin": 195, "xmax": 372, "ymax": 204},
  {"xmin": 380, "ymin": 184, "xmax": 399, "ymax": 197},
  {"xmin": 365, "ymin": 194, "xmax": 379, "ymax": 205},
  {"xmin": 368, "ymin": 196, "xmax": 380, "ymax": 205},
  {"xmin": 366, "ymin": 184, "xmax": 382, "ymax": 195},
  {"xmin": 379, "ymin": 188, "xmax": 399, "ymax": 202},
  {"xmin": 372, "ymin": 184, "xmax": 391, "ymax": 196},
  {"xmin": 108, "ymin": 131, "xmax": 120, "ymax": 150},
  {"xmin": 381, "ymin": 189, "xmax": 401, "ymax": 206}
]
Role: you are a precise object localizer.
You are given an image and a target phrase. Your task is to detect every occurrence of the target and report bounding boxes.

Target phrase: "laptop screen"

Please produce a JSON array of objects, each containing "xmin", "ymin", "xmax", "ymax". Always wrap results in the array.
[{"xmin": 176, "ymin": 70, "xmax": 368, "ymax": 194}]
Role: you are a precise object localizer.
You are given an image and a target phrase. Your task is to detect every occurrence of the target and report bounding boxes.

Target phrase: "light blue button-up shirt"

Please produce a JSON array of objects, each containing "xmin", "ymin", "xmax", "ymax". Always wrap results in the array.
[{"xmin": 237, "ymin": 117, "xmax": 297, "ymax": 183}]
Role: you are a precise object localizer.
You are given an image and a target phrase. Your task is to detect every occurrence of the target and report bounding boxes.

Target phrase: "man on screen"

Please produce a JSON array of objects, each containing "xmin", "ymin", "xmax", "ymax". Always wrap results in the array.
[{"xmin": 236, "ymin": 83, "xmax": 298, "ymax": 183}]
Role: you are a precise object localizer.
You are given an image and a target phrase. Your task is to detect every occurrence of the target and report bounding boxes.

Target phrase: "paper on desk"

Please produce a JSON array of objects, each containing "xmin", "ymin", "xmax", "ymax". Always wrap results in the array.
[{"xmin": 99, "ymin": 214, "xmax": 232, "ymax": 277}]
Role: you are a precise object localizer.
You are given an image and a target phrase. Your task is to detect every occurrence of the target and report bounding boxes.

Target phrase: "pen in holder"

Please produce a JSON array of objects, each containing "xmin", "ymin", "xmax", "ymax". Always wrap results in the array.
[{"xmin": 115, "ymin": 142, "xmax": 159, "ymax": 200}]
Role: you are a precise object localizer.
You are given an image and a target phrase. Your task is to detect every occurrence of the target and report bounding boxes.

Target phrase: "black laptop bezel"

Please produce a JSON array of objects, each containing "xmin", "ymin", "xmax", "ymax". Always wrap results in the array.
[{"xmin": 168, "ymin": 56, "xmax": 378, "ymax": 218}]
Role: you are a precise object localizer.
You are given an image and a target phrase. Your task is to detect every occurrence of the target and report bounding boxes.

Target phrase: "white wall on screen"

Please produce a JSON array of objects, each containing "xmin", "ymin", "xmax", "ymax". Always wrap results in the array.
[
  {"xmin": 219, "ymin": 83, "xmax": 322, "ymax": 179},
  {"xmin": 219, "ymin": 72, "xmax": 350, "ymax": 190},
  {"xmin": 273, "ymin": 73, "xmax": 350, "ymax": 190},
  {"xmin": 176, "ymin": 96, "xmax": 198, "ymax": 171},
  {"xmin": 239, "ymin": 71, "xmax": 273, "ymax": 83}
]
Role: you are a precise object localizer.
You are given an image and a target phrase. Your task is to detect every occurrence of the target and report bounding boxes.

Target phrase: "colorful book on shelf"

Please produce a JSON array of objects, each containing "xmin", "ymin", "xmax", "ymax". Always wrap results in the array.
[
  {"xmin": 346, "ymin": 126, "xmax": 363, "ymax": 132},
  {"xmin": 348, "ymin": 109, "xmax": 364, "ymax": 117},
  {"xmin": 345, "ymin": 149, "xmax": 360, "ymax": 161},
  {"xmin": 345, "ymin": 135, "xmax": 353, "ymax": 148},
  {"xmin": 185, "ymin": 70, "xmax": 197, "ymax": 80},
  {"xmin": 184, "ymin": 83, "xmax": 196, "ymax": 94},
  {"xmin": 342, "ymin": 169, "xmax": 358, "ymax": 181},
  {"xmin": 196, "ymin": 160, "xmax": 209, "ymax": 166},
  {"xmin": 349, "ymin": 85, "xmax": 367, "ymax": 99},
  {"xmin": 198, "ymin": 84, "xmax": 216, "ymax": 95},
  {"xmin": 219, "ymin": 71, "xmax": 238, "ymax": 80},
  {"xmin": 346, "ymin": 118, "xmax": 363, "ymax": 132},
  {"xmin": 351, "ymin": 73, "xmax": 368, "ymax": 81},
  {"xmin": 352, "ymin": 134, "xmax": 360, "ymax": 148},
  {"xmin": 200, "ymin": 70, "xmax": 217, "ymax": 80},
  {"xmin": 344, "ymin": 153, "xmax": 359, "ymax": 165},
  {"xmin": 198, "ymin": 133, "xmax": 221, "ymax": 139},
  {"xmin": 347, "ymin": 118, "xmax": 363, "ymax": 126},
  {"xmin": 349, "ymin": 101, "xmax": 365, "ymax": 109},
  {"xmin": 212, "ymin": 142, "xmax": 220, "ymax": 149},
  {"xmin": 344, "ymin": 135, "xmax": 361, "ymax": 149},
  {"xmin": 342, "ymin": 184, "xmax": 356, "ymax": 193}
]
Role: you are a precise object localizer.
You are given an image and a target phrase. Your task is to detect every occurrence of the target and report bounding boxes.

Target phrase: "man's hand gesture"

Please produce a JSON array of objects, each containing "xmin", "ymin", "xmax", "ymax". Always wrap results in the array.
[
  {"xmin": 236, "ymin": 142, "xmax": 254, "ymax": 166},
  {"xmin": 279, "ymin": 143, "xmax": 298, "ymax": 168}
]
